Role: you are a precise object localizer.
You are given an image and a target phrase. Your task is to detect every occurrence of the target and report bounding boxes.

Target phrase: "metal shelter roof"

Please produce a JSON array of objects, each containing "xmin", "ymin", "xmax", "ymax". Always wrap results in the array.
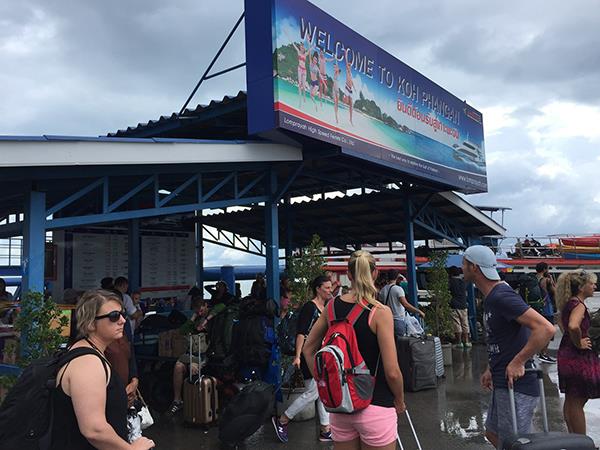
[
  {"xmin": 0, "ymin": 91, "xmax": 505, "ymax": 250},
  {"xmin": 198, "ymin": 190, "xmax": 505, "ymax": 250}
]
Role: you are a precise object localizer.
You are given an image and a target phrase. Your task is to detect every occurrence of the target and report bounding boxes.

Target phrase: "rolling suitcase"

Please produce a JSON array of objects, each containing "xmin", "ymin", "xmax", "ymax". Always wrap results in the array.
[
  {"xmin": 502, "ymin": 369, "xmax": 595, "ymax": 449},
  {"xmin": 183, "ymin": 334, "xmax": 219, "ymax": 426},
  {"xmin": 396, "ymin": 335, "xmax": 436, "ymax": 392}
]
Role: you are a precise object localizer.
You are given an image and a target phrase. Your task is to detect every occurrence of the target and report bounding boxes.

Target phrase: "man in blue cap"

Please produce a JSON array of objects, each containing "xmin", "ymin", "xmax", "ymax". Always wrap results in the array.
[{"xmin": 462, "ymin": 245, "xmax": 555, "ymax": 448}]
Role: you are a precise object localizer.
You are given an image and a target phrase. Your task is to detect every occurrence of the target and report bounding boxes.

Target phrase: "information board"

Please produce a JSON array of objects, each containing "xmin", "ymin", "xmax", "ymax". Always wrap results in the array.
[{"xmin": 67, "ymin": 230, "xmax": 195, "ymax": 292}]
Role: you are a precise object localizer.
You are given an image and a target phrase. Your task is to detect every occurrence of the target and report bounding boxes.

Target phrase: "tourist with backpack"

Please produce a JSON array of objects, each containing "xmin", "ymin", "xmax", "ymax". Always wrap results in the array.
[
  {"xmin": 272, "ymin": 275, "xmax": 333, "ymax": 443},
  {"xmin": 302, "ymin": 251, "xmax": 406, "ymax": 449},
  {"xmin": 536, "ymin": 262, "xmax": 557, "ymax": 363},
  {"xmin": 58, "ymin": 289, "xmax": 155, "ymax": 449},
  {"xmin": 1, "ymin": 289, "xmax": 155, "ymax": 449},
  {"xmin": 378, "ymin": 269, "xmax": 425, "ymax": 336}
]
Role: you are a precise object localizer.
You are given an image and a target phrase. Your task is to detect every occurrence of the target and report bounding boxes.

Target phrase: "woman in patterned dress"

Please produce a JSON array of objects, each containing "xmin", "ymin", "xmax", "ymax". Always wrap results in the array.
[{"xmin": 556, "ymin": 269, "xmax": 600, "ymax": 435}]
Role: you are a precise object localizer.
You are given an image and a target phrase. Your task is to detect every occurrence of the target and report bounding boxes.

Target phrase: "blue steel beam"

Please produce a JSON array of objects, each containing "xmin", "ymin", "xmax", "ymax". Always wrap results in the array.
[
  {"xmin": 264, "ymin": 170, "xmax": 280, "ymax": 303},
  {"xmin": 404, "ymin": 199, "xmax": 419, "ymax": 307},
  {"xmin": 412, "ymin": 203, "xmax": 469, "ymax": 248},
  {"xmin": 46, "ymin": 178, "xmax": 104, "ymax": 216},
  {"xmin": 412, "ymin": 218, "xmax": 465, "ymax": 248},
  {"xmin": 202, "ymin": 225, "xmax": 266, "ymax": 257},
  {"xmin": 202, "ymin": 173, "xmax": 235, "ymax": 202},
  {"xmin": 46, "ymin": 195, "xmax": 268, "ymax": 230},
  {"xmin": 108, "ymin": 176, "xmax": 155, "ymax": 213},
  {"xmin": 102, "ymin": 176, "xmax": 109, "ymax": 213},
  {"xmin": 158, "ymin": 174, "xmax": 199, "ymax": 207},
  {"xmin": 128, "ymin": 219, "xmax": 141, "ymax": 291},
  {"xmin": 21, "ymin": 191, "xmax": 46, "ymax": 294},
  {"xmin": 237, "ymin": 172, "xmax": 265, "ymax": 198},
  {"xmin": 0, "ymin": 221, "xmax": 24, "ymax": 239},
  {"xmin": 273, "ymin": 162, "xmax": 303, "ymax": 203},
  {"xmin": 195, "ymin": 211, "xmax": 204, "ymax": 289}
]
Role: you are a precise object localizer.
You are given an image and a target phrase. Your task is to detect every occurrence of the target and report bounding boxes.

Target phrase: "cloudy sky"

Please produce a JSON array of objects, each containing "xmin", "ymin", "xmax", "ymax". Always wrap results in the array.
[{"xmin": 2, "ymin": 0, "xmax": 600, "ymax": 262}]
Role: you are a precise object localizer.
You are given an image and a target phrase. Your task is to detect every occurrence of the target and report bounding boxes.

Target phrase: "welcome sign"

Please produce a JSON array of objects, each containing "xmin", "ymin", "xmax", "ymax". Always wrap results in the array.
[{"xmin": 245, "ymin": 0, "xmax": 487, "ymax": 193}]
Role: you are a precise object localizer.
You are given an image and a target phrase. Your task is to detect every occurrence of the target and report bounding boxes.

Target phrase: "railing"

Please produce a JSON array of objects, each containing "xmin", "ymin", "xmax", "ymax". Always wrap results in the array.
[{"xmin": 494, "ymin": 235, "xmax": 600, "ymax": 260}]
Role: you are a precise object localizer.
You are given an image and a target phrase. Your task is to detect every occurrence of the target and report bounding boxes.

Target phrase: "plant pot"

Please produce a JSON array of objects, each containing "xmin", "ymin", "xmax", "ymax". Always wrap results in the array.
[
  {"xmin": 441, "ymin": 343, "xmax": 453, "ymax": 366},
  {"xmin": 278, "ymin": 386, "xmax": 316, "ymax": 421}
]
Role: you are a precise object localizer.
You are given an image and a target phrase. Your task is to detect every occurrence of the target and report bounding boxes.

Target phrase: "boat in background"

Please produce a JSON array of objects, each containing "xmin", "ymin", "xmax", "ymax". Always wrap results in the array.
[{"xmin": 559, "ymin": 236, "xmax": 600, "ymax": 247}]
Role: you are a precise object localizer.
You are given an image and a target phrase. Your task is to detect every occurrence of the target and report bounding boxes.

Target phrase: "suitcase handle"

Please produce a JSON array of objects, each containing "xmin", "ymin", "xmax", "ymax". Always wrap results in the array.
[
  {"xmin": 507, "ymin": 368, "xmax": 548, "ymax": 435},
  {"xmin": 188, "ymin": 333, "xmax": 203, "ymax": 383},
  {"xmin": 397, "ymin": 410, "xmax": 422, "ymax": 450}
]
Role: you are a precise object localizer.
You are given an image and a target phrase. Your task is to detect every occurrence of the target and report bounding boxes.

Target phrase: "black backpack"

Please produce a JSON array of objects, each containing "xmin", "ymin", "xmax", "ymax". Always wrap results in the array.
[
  {"xmin": 233, "ymin": 297, "xmax": 275, "ymax": 367},
  {"xmin": 218, "ymin": 380, "xmax": 275, "ymax": 446},
  {"xmin": 589, "ymin": 310, "xmax": 600, "ymax": 353},
  {"xmin": 207, "ymin": 303, "xmax": 239, "ymax": 362},
  {"xmin": 234, "ymin": 313, "xmax": 275, "ymax": 367},
  {"xmin": 276, "ymin": 310, "xmax": 299, "ymax": 356},
  {"xmin": 0, "ymin": 347, "xmax": 107, "ymax": 450},
  {"xmin": 518, "ymin": 274, "xmax": 544, "ymax": 312}
]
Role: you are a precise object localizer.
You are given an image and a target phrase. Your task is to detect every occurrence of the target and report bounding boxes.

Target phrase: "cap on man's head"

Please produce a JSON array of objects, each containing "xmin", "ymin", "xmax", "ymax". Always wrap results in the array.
[{"xmin": 463, "ymin": 245, "xmax": 500, "ymax": 281}]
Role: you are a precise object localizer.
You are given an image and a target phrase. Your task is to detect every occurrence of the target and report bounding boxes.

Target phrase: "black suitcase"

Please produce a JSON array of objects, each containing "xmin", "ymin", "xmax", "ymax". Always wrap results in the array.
[
  {"xmin": 396, "ymin": 335, "xmax": 436, "ymax": 392},
  {"xmin": 502, "ymin": 369, "xmax": 595, "ymax": 449}
]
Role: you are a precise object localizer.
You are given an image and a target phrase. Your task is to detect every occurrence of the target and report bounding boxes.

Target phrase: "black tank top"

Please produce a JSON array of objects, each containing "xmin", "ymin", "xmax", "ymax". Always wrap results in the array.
[
  {"xmin": 333, "ymin": 297, "xmax": 395, "ymax": 407},
  {"xmin": 50, "ymin": 348, "xmax": 128, "ymax": 449}
]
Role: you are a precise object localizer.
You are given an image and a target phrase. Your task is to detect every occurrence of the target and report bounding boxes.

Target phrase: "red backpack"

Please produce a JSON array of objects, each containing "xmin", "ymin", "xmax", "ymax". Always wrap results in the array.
[{"xmin": 314, "ymin": 299, "xmax": 378, "ymax": 413}]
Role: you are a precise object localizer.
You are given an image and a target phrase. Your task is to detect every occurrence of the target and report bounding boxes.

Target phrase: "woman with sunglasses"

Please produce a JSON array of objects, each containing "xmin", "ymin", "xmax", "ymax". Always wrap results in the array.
[
  {"xmin": 51, "ymin": 289, "xmax": 155, "ymax": 449},
  {"xmin": 556, "ymin": 269, "xmax": 600, "ymax": 436}
]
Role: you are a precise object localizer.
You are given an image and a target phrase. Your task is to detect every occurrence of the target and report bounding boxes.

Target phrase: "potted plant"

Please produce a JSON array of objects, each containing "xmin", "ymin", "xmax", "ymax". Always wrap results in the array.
[
  {"xmin": 13, "ymin": 291, "xmax": 69, "ymax": 365},
  {"xmin": 0, "ymin": 291, "xmax": 68, "ymax": 405},
  {"xmin": 423, "ymin": 251, "xmax": 454, "ymax": 365},
  {"xmin": 278, "ymin": 234, "xmax": 325, "ymax": 421}
]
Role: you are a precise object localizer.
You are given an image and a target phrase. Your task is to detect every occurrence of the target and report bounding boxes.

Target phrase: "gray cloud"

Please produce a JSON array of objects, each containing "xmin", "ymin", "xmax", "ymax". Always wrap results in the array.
[{"xmin": 1, "ymin": 0, "xmax": 599, "ymax": 243}]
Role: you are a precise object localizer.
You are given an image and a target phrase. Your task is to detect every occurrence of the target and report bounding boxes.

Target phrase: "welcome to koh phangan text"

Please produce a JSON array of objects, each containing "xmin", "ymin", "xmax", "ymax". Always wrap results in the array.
[{"xmin": 298, "ymin": 17, "xmax": 462, "ymax": 128}]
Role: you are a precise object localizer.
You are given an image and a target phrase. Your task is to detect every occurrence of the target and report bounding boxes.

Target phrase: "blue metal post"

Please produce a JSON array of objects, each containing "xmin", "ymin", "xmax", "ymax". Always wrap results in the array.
[
  {"xmin": 467, "ymin": 282, "xmax": 478, "ymax": 342},
  {"xmin": 404, "ymin": 198, "xmax": 418, "ymax": 307},
  {"xmin": 220, "ymin": 265, "xmax": 235, "ymax": 297},
  {"xmin": 22, "ymin": 190, "xmax": 46, "ymax": 295},
  {"xmin": 127, "ymin": 219, "xmax": 141, "ymax": 292},
  {"xmin": 284, "ymin": 200, "xmax": 293, "ymax": 269},
  {"xmin": 265, "ymin": 170, "xmax": 280, "ymax": 303},
  {"xmin": 195, "ymin": 211, "xmax": 204, "ymax": 291},
  {"xmin": 465, "ymin": 237, "xmax": 479, "ymax": 341}
]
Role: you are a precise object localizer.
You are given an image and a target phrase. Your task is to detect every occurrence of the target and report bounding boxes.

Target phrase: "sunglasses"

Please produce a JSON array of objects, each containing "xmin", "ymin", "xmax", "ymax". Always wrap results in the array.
[{"xmin": 95, "ymin": 310, "xmax": 127, "ymax": 322}]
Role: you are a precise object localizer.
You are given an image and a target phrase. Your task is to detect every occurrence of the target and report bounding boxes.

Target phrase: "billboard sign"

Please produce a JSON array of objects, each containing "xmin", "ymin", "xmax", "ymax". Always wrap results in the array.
[{"xmin": 245, "ymin": 0, "xmax": 487, "ymax": 193}]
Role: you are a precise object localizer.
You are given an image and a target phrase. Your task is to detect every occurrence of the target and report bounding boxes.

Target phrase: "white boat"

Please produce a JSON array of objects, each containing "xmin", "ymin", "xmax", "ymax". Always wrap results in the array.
[{"xmin": 453, "ymin": 140, "xmax": 484, "ymax": 166}]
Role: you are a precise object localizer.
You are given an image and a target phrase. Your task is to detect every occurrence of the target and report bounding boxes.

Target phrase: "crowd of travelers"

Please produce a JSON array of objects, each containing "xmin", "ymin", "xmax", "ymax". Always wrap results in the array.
[{"xmin": 2, "ymin": 244, "xmax": 600, "ymax": 448}]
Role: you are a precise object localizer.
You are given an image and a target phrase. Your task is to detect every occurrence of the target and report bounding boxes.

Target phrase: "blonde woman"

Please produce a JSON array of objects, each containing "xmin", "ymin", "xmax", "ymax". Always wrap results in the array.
[
  {"xmin": 52, "ymin": 289, "xmax": 154, "ymax": 450},
  {"xmin": 556, "ymin": 269, "xmax": 600, "ymax": 435},
  {"xmin": 303, "ymin": 250, "xmax": 405, "ymax": 449}
]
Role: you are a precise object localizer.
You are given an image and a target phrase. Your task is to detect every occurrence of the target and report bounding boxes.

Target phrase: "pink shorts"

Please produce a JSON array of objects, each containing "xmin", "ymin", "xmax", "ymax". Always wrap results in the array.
[{"xmin": 330, "ymin": 404, "xmax": 397, "ymax": 446}]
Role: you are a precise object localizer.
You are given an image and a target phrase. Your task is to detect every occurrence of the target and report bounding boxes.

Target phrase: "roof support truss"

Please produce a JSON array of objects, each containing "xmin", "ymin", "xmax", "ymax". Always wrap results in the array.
[{"xmin": 0, "ymin": 166, "xmax": 278, "ymax": 236}]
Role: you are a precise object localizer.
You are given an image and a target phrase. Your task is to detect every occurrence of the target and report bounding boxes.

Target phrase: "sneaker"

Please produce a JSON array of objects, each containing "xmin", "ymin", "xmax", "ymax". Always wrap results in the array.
[
  {"xmin": 453, "ymin": 343, "xmax": 464, "ymax": 349},
  {"xmin": 167, "ymin": 400, "xmax": 183, "ymax": 416},
  {"xmin": 539, "ymin": 354, "xmax": 556, "ymax": 364},
  {"xmin": 272, "ymin": 416, "xmax": 289, "ymax": 443},
  {"xmin": 319, "ymin": 430, "xmax": 333, "ymax": 442},
  {"xmin": 464, "ymin": 342, "xmax": 472, "ymax": 348}
]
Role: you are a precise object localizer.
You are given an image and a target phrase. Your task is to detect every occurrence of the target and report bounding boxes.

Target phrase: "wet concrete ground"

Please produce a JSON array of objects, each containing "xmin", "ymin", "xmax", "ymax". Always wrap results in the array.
[
  {"xmin": 145, "ymin": 340, "xmax": 600, "ymax": 449},
  {"xmin": 145, "ymin": 296, "xmax": 600, "ymax": 449}
]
